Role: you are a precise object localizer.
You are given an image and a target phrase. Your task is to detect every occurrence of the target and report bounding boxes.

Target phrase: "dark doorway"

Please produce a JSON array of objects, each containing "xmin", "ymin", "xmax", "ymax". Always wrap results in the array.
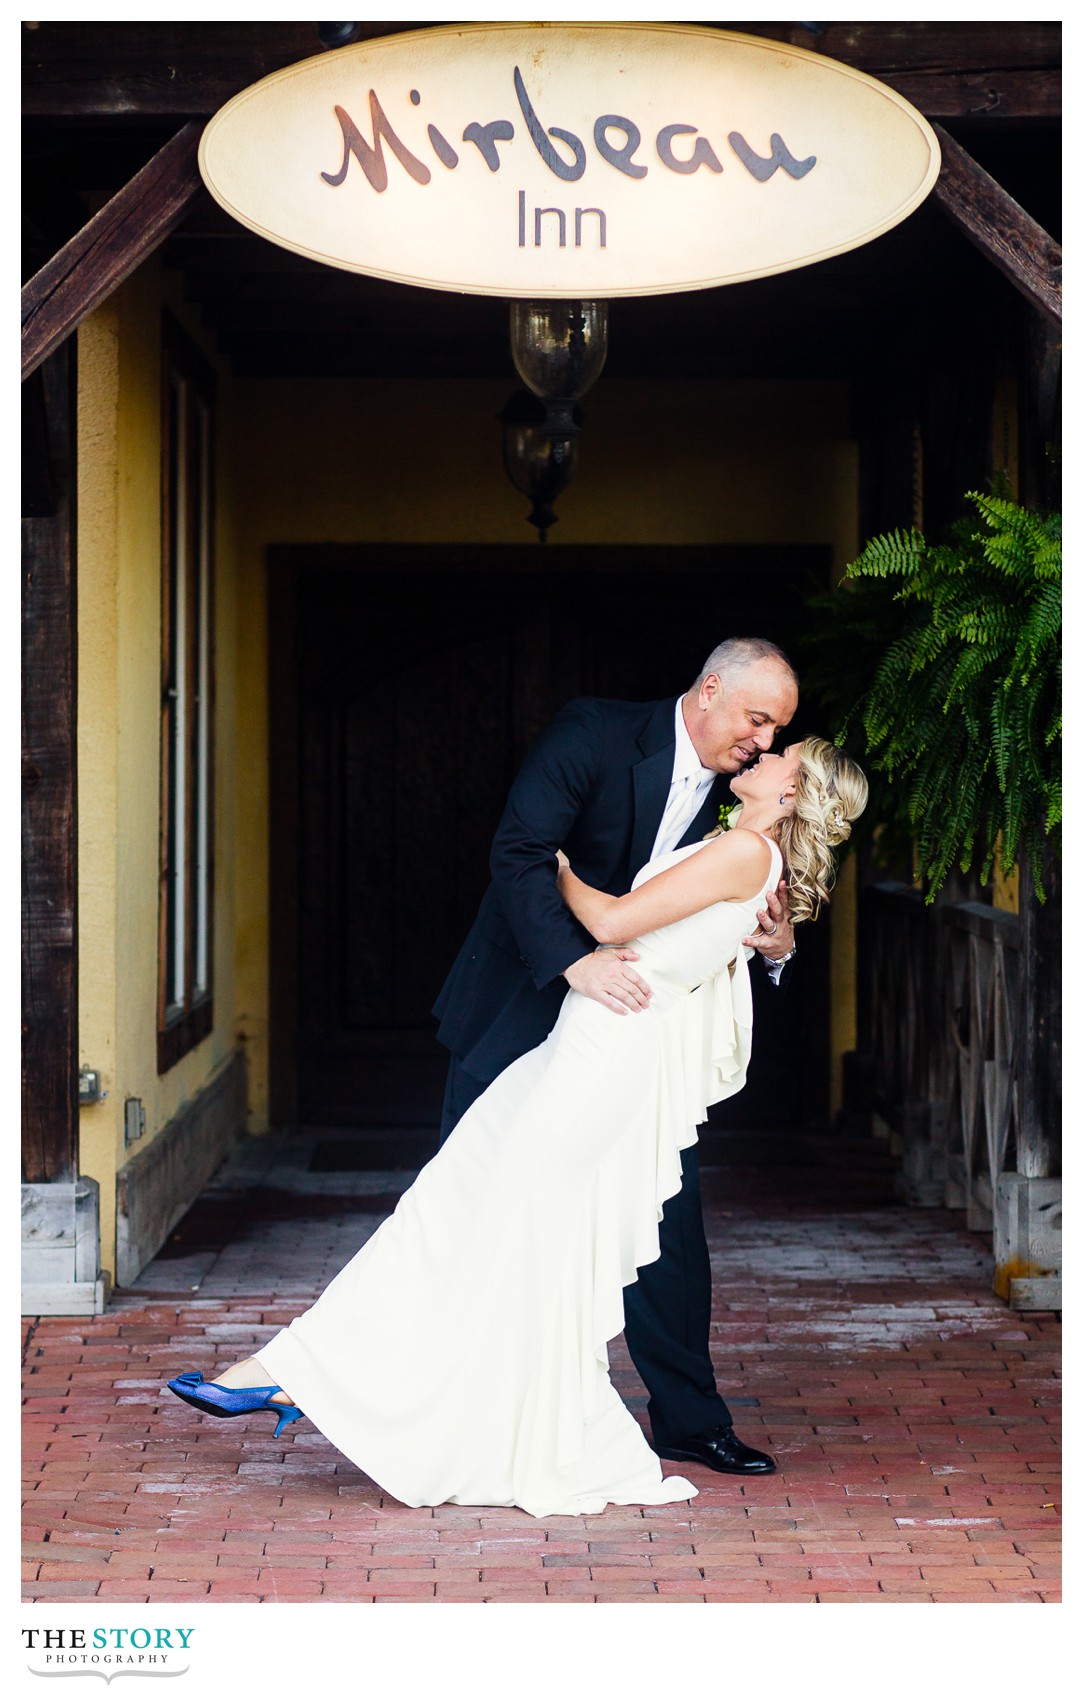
[{"xmin": 269, "ymin": 544, "xmax": 831, "ymax": 1141}]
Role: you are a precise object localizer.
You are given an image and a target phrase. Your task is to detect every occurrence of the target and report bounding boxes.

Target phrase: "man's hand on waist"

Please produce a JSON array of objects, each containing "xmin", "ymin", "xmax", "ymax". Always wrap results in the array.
[{"xmin": 564, "ymin": 949, "xmax": 652, "ymax": 1014}]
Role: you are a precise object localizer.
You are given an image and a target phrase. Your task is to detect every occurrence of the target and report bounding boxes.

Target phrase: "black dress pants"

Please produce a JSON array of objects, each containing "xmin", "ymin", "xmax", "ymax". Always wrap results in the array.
[{"xmin": 439, "ymin": 1054, "xmax": 731, "ymax": 1444}]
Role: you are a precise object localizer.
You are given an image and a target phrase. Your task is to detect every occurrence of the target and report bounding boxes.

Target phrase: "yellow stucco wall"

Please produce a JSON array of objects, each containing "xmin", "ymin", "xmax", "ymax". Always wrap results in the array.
[
  {"xmin": 76, "ymin": 303, "xmax": 122, "ymax": 1266},
  {"xmin": 77, "ymin": 261, "xmax": 240, "ymax": 1279},
  {"xmin": 992, "ymin": 850, "xmax": 1021, "ymax": 915}
]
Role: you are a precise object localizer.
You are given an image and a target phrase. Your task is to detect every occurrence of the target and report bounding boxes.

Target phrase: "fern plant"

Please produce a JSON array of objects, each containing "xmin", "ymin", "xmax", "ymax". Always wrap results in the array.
[{"xmin": 801, "ymin": 491, "xmax": 1061, "ymax": 900}]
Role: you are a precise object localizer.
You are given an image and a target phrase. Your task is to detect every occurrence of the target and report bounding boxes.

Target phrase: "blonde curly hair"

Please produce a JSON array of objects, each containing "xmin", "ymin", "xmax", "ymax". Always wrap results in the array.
[{"xmin": 779, "ymin": 737, "xmax": 869, "ymax": 924}]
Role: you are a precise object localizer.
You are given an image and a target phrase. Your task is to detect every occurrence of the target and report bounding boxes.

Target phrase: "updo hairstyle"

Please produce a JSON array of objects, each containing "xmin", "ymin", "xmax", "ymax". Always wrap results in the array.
[{"xmin": 779, "ymin": 737, "xmax": 869, "ymax": 924}]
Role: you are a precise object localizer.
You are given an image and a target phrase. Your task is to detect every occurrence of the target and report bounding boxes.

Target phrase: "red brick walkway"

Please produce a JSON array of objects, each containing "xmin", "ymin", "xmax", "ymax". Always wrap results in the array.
[{"xmin": 22, "ymin": 1132, "xmax": 1061, "ymax": 1603}]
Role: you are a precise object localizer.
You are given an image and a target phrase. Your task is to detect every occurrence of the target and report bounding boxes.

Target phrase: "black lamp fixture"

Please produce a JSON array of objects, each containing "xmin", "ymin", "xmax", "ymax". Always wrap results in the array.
[
  {"xmin": 501, "ymin": 299, "xmax": 609, "ymax": 540},
  {"xmin": 317, "ymin": 23, "xmax": 363, "ymax": 48},
  {"xmin": 498, "ymin": 390, "xmax": 582, "ymax": 544}
]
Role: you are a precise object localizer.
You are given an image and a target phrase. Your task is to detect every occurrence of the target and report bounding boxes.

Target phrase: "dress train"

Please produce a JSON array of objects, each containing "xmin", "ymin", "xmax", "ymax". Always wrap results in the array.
[{"xmin": 257, "ymin": 837, "xmax": 781, "ymax": 1517}]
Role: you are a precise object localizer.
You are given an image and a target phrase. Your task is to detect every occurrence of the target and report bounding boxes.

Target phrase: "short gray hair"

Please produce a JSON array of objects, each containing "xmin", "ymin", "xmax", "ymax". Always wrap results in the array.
[{"xmin": 693, "ymin": 636, "xmax": 798, "ymax": 691}]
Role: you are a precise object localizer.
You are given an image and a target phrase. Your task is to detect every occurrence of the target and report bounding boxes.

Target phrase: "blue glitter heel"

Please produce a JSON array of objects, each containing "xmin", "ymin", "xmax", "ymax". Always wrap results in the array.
[{"xmin": 167, "ymin": 1371, "xmax": 304, "ymax": 1438}]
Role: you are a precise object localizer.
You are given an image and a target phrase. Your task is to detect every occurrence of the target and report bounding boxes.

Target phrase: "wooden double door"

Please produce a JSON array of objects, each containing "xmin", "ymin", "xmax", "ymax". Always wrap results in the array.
[{"xmin": 269, "ymin": 544, "xmax": 830, "ymax": 1135}]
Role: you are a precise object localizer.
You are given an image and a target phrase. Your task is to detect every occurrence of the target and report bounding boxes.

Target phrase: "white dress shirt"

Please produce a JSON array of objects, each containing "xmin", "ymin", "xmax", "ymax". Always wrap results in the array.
[
  {"xmin": 649, "ymin": 699, "xmax": 719, "ymax": 861},
  {"xmin": 649, "ymin": 698, "xmax": 791, "ymax": 984}
]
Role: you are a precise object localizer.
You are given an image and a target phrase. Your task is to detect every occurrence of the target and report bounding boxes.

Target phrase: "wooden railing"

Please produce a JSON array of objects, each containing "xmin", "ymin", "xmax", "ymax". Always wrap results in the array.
[
  {"xmin": 862, "ymin": 881, "xmax": 1022, "ymax": 1227},
  {"xmin": 860, "ymin": 873, "xmax": 1061, "ymax": 1310}
]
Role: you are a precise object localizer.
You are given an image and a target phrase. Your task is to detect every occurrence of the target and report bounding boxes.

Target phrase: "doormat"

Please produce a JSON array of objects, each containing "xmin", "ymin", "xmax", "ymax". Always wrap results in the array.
[{"xmin": 309, "ymin": 1133, "xmax": 439, "ymax": 1172}]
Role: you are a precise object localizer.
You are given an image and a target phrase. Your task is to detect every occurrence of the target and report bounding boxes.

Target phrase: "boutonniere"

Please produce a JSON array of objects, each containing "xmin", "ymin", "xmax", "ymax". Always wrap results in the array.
[{"xmin": 703, "ymin": 801, "xmax": 741, "ymax": 840}]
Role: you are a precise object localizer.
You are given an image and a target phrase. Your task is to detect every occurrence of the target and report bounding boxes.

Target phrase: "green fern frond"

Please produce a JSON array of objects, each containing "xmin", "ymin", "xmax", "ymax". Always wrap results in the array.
[
  {"xmin": 796, "ymin": 491, "xmax": 1061, "ymax": 902},
  {"xmin": 847, "ymin": 527, "xmax": 925, "ymax": 579}
]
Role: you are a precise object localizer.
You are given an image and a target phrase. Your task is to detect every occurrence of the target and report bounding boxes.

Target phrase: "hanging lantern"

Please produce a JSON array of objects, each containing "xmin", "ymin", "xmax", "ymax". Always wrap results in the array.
[
  {"xmin": 508, "ymin": 300, "xmax": 609, "ymax": 440},
  {"xmin": 497, "ymin": 390, "xmax": 581, "ymax": 543}
]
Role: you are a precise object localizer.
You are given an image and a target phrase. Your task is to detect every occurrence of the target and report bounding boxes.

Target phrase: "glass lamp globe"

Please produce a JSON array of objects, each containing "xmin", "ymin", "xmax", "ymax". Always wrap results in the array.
[{"xmin": 509, "ymin": 300, "xmax": 609, "ymax": 439}]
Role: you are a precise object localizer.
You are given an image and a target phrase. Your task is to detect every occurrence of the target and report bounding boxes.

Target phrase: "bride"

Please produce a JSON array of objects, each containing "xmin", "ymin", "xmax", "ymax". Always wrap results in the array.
[{"xmin": 169, "ymin": 736, "xmax": 867, "ymax": 1518}]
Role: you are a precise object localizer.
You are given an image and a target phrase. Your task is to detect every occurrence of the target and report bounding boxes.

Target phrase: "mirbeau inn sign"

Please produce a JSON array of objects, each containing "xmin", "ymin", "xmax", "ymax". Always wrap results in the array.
[{"xmin": 198, "ymin": 22, "xmax": 941, "ymax": 298}]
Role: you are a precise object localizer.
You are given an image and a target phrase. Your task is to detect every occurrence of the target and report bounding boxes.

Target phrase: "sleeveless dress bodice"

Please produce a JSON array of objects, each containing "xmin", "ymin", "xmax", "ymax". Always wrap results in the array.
[{"xmin": 630, "ymin": 832, "xmax": 783, "ymax": 995}]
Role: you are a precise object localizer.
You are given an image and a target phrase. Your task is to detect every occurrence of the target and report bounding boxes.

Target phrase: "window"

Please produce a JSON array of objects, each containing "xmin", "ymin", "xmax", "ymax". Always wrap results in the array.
[{"xmin": 157, "ymin": 313, "xmax": 215, "ymax": 1072}]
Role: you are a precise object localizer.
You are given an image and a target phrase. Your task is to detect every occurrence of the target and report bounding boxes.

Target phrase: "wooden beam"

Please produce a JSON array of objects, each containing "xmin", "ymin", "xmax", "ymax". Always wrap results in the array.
[
  {"xmin": 932, "ymin": 124, "xmax": 1061, "ymax": 323},
  {"xmin": 22, "ymin": 20, "xmax": 1060, "ymax": 122},
  {"xmin": 21, "ymin": 20, "xmax": 402, "ymax": 118},
  {"xmin": 805, "ymin": 21, "xmax": 1060, "ymax": 121},
  {"xmin": 21, "ymin": 122, "xmax": 204, "ymax": 380},
  {"xmin": 22, "ymin": 345, "xmax": 79, "ymax": 1185}
]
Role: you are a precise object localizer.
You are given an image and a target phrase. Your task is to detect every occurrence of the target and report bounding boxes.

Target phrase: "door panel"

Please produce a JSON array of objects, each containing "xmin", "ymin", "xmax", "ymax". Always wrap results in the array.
[{"xmin": 282, "ymin": 547, "xmax": 829, "ymax": 1131}]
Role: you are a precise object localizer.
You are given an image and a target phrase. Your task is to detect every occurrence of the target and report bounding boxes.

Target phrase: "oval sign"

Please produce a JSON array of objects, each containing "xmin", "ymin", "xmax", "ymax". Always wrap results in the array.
[{"xmin": 198, "ymin": 22, "xmax": 940, "ymax": 298}]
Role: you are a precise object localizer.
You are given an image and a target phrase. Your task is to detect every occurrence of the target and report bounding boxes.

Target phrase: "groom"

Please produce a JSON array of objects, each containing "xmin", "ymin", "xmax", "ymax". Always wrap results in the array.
[{"xmin": 433, "ymin": 636, "xmax": 799, "ymax": 1475}]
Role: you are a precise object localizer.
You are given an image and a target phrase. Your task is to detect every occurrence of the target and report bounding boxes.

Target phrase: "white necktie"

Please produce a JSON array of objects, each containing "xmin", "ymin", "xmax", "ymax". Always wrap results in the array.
[{"xmin": 652, "ymin": 769, "xmax": 714, "ymax": 859}]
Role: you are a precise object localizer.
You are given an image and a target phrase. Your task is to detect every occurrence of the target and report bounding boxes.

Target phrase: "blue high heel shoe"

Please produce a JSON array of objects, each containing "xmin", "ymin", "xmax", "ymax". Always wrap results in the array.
[{"xmin": 167, "ymin": 1371, "xmax": 304, "ymax": 1439}]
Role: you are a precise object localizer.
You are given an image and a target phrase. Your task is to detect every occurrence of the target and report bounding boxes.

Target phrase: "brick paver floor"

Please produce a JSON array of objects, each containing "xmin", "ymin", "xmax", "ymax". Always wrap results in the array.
[{"xmin": 22, "ymin": 1129, "xmax": 1061, "ymax": 1603}]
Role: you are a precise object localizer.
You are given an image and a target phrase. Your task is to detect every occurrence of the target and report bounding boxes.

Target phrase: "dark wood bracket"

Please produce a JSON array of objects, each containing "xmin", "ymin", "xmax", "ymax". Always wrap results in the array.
[
  {"xmin": 931, "ymin": 122, "xmax": 1061, "ymax": 323},
  {"xmin": 21, "ymin": 121, "xmax": 205, "ymax": 381}
]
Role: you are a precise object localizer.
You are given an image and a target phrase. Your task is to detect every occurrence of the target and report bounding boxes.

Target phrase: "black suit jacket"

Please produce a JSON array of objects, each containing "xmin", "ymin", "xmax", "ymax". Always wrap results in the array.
[{"xmin": 432, "ymin": 696, "xmax": 730, "ymax": 1084}]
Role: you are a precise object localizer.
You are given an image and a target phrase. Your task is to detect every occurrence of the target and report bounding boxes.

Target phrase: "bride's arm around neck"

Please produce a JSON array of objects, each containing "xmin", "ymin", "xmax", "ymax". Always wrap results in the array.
[{"xmin": 557, "ymin": 830, "xmax": 774, "ymax": 947}]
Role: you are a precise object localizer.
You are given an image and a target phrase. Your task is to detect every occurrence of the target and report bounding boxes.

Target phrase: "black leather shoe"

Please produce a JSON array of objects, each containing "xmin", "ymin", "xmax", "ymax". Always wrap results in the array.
[{"xmin": 653, "ymin": 1424, "xmax": 777, "ymax": 1475}]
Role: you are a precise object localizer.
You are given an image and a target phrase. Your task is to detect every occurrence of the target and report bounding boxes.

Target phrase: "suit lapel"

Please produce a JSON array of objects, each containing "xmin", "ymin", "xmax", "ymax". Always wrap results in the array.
[
  {"xmin": 629, "ymin": 698, "xmax": 680, "ymax": 878},
  {"xmin": 630, "ymin": 748, "xmax": 675, "ymax": 876}
]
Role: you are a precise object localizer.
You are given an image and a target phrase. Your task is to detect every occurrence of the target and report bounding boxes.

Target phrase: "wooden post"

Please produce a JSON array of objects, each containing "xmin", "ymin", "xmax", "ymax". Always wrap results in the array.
[
  {"xmin": 1016, "ymin": 854, "xmax": 1061, "ymax": 1181},
  {"xmin": 22, "ymin": 343, "xmax": 78, "ymax": 1184},
  {"xmin": 1019, "ymin": 309, "xmax": 1062, "ymax": 513},
  {"xmin": 1013, "ymin": 298, "xmax": 1061, "ymax": 1188}
]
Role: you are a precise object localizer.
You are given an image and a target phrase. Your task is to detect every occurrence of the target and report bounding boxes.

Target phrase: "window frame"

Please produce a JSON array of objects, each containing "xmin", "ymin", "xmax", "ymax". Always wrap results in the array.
[{"xmin": 157, "ymin": 311, "xmax": 216, "ymax": 1074}]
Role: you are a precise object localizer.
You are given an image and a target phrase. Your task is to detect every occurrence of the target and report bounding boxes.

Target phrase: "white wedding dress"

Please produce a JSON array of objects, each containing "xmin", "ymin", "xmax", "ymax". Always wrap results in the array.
[{"xmin": 257, "ymin": 834, "xmax": 782, "ymax": 1518}]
